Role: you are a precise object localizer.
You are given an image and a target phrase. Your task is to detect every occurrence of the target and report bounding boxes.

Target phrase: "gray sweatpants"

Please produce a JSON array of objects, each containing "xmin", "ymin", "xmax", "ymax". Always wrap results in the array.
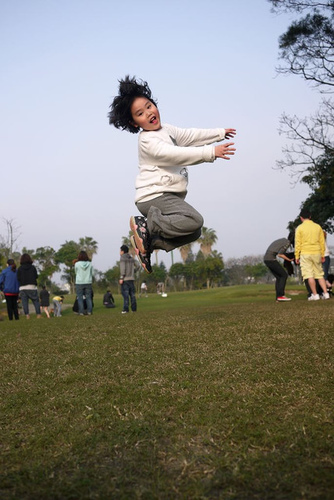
[{"xmin": 136, "ymin": 192, "xmax": 204, "ymax": 252}]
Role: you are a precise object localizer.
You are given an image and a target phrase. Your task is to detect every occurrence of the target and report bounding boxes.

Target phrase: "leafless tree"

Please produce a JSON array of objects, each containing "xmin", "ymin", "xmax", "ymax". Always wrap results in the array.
[{"xmin": 1, "ymin": 218, "xmax": 21, "ymax": 259}]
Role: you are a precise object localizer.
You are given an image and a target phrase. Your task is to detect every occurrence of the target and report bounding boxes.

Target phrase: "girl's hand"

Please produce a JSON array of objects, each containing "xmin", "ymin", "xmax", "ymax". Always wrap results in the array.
[
  {"xmin": 225, "ymin": 128, "xmax": 236, "ymax": 139},
  {"xmin": 215, "ymin": 142, "xmax": 236, "ymax": 160}
]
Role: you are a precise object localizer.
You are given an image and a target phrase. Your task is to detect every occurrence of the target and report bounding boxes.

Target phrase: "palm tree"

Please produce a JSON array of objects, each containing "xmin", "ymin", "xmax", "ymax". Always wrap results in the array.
[
  {"xmin": 198, "ymin": 227, "xmax": 217, "ymax": 258},
  {"xmin": 78, "ymin": 236, "xmax": 98, "ymax": 260},
  {"xmin": 179, "ymin": 243, "xmax": 193, "ymax": 263}
]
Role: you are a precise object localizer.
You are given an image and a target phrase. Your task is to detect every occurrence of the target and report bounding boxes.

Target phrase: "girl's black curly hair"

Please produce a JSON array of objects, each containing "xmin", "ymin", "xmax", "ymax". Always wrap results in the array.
[{"xmin": 108, "ymin": 75, "xmax": 158, "ymax": 134}]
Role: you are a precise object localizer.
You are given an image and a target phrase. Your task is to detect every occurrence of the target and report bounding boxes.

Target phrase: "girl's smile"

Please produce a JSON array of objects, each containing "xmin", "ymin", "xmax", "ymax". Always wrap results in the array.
[{"xmin": 130, "ymin": 97, "xmax": 161, "ymax": 131}]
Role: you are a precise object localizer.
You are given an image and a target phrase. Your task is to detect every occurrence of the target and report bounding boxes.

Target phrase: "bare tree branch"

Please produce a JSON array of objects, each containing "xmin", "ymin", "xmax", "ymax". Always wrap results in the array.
[{"xmin": 1, "ymin": 218, "xmax": 21, "ymax": 258}]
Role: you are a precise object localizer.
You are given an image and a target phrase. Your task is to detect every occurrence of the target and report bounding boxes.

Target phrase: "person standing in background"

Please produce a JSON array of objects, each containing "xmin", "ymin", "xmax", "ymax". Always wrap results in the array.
[
  {"xmin": 140, "ymin": 281, "xmax": 148, "ymax": 298},
  {"xmin": 295, "ymin": 209, "xmax": 329, "ymax": 301},
  {"xmin": 0, "ymin": 259, "xmax": 20, "ymax": 320},
  {"xmin": 119, "ymin": 244, "xmax": 138, "ymax": 314},
  {"xmin": 17, "ymin": 253, "xmax": 41, "ymax": 319},
  {"xmin": 74, "ymin": 251, "xmax": 93, "ymax": 316}
]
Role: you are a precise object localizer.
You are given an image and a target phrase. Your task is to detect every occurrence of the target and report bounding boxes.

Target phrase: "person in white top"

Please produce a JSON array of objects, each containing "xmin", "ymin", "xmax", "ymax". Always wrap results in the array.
[
  {"xmin": 109, "ymin": 76, "xmax": 236, "ymax": 273},
  {"xmin": 140, "ymin": 281, "xmax": 148, "ymax": 298}
]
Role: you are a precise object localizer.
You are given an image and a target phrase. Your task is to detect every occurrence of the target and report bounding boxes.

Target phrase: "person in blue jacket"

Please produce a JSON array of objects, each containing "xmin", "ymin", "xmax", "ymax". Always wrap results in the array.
[{"xmin": 0, "ymin": 259, "xmax": 20, "ymax": 320}]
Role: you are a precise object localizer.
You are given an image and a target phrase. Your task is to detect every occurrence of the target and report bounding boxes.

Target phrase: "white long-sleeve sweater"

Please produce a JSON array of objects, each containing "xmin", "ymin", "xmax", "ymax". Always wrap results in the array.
[{"xmin": 135, "ymin": 124, "xmax": 226, "ymax": 203}]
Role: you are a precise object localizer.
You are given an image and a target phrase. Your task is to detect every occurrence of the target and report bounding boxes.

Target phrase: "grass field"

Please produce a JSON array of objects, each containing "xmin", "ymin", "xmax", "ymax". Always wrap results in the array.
[{"xmin": 1, "ymin": 285, "xmax": 333, "ymax": 499}]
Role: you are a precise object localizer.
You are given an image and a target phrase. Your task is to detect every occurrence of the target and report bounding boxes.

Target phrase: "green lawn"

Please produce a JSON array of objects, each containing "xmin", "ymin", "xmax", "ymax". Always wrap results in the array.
[{"xmin": 1, "ymin": 285, "xmax": 333, "ymax": 499}]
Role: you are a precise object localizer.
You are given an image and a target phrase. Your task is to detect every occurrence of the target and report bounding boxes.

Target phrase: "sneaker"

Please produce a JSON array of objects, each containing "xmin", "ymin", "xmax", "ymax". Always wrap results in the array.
[
  {"xmin": 121, "ymin": 311, "xmax": 129, "ymax": 314},
  {"xmin": 309, "ymin": 294, "xmax": 320, "ymax": 301},
  {"xmin": 130, "ymin": 216, "xmax": 150, "ymax": 254},
  {"xmin": 322, "ymin": 292, "xmax": 330, "ymax": 300},
  {"xmin": 138, "ymin": 252, "xmax": 152, "ymax": 274},
  {"xmin": 130, "ymin": 235, "xmax": 153, "ymax": 274},
  {"xmin": 276, "ymin": 296, "xmax": 291, "ymax": 302}
]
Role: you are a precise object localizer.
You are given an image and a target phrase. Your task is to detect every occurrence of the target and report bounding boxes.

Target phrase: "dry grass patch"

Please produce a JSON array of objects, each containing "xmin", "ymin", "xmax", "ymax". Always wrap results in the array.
[{"xmin": 1, "ymin": 286, "xmax": 333, "ymax": 499}]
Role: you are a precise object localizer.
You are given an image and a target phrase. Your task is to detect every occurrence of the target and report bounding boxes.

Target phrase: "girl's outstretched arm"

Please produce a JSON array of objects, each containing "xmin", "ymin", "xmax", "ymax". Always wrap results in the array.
[
  {"xmin": 215, "ymin": 142, "xmax": 236, "ymax": 160},
  {"xmin": 224, "ymin": 128, "xmax": 236, "ymax": 139}
]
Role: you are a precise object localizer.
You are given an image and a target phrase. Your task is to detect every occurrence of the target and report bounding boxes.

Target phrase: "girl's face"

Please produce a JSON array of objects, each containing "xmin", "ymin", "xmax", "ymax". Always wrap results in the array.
[{"xmin": 130, "ymin": 97, "xmax": 161, "ymax": 131}]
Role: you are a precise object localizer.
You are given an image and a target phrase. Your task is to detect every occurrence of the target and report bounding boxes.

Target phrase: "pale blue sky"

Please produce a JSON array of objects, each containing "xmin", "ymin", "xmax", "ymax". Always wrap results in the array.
[{"xmin": 1, "ymin": 0, "xmax": 331, "ymax": 273}]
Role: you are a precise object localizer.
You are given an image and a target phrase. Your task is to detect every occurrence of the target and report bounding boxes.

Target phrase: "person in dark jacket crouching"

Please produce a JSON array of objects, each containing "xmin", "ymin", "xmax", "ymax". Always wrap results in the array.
[{"xmin": 103, "ymin": 290, "xmax": 115, "ymax": 308}]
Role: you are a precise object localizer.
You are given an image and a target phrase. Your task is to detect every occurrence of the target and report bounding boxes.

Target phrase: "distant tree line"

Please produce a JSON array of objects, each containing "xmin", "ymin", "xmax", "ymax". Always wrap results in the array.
[
  {"xmin": 0, "ymin": 232, "xmax": 99, "ymax": 294},
  {"xmin": 0, "ymin": 224, "xmax": 278, "ymax": 294}
]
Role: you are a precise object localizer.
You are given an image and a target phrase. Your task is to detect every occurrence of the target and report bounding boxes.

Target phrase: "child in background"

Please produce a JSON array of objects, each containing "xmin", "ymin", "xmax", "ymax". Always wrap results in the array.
[
  {"xmin": 39, "ymin": 285, "xmax": 51, "ymax": 318},
  {"xmin": 109, "ymin": 76, "xmax": 236, "ymax": 273},
  {"xmin": 52, "ymin": 295, "xmax": 64, "ymax": 317}
]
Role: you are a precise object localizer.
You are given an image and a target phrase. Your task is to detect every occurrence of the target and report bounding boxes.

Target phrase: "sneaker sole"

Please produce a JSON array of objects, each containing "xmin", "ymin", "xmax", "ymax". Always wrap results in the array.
[
  {"xmin": 130, "ymin": 234, "xmax": 138, "ymax": 254},
  {"xmin": 130, "ymin": 216, "xmax": 147, "ymax": 254},
  {"xmin": 130, "ymin": 235, "xmax": 152, "ymax": 274}
]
